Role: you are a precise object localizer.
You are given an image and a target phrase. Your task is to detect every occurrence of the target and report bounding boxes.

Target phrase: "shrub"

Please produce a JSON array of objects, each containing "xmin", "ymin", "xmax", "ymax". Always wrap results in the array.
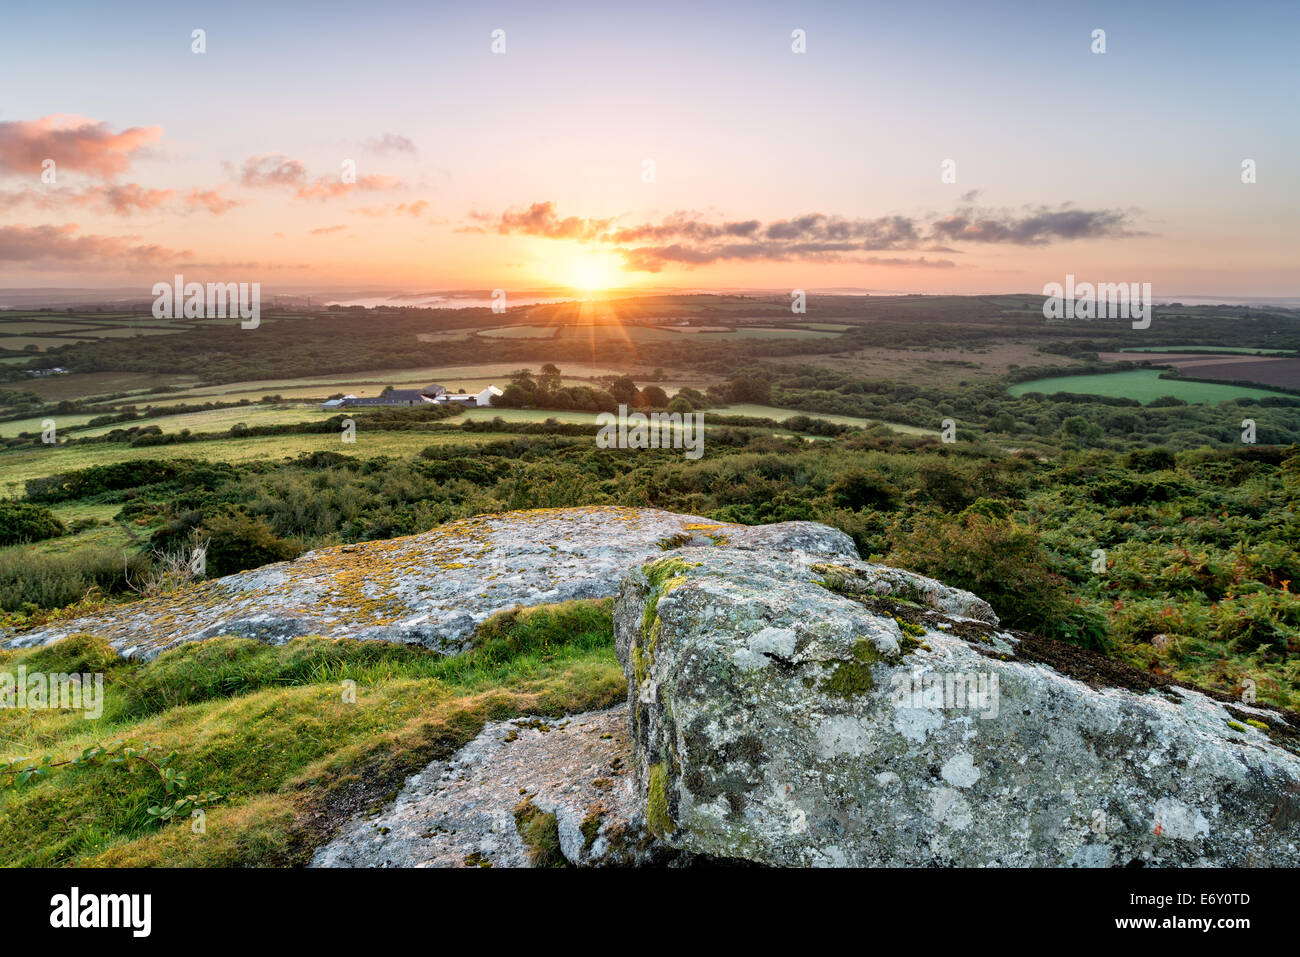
[
  {"xmin": 0, "ymin": 547, "xmax": 150, "ymax": 612},
  {"xmin": 887, "ymin": 512, "xmax": 1108, "ymax": 648},
  {"xmin": 0, "ymin": 502, "xmax": 65, "ymax": 546},
  {"xmin": 202, "ymin": 513, "xmax": 301, "ymax": 576},
  {"xmin": 827, "ymin": 469, "xmax": 899, "ymax": 511}
]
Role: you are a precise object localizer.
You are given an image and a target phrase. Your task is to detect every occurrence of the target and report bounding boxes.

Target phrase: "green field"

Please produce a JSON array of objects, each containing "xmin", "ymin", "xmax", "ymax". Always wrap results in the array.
[
  {"xmin": 713, "ymin": 403, "xmax": 937, "ymax": 435},
  {"xmin": 464, "ymin": 403, "xmax": 933, "ymax": 435},
  {"xmin": 1119, "ymin": 346, "xmax": 1295, "ymax": 355},
  {"xmin": 1008, "ymin": 369, "xmax": 1292, "ymax": 404},
  {"xmin": 148, "ymin": 362, "xmax": 686, "ymax": 404},
  {"xmin": 0, "ymin": 429, "xmax": 517, "ymax": 497}
]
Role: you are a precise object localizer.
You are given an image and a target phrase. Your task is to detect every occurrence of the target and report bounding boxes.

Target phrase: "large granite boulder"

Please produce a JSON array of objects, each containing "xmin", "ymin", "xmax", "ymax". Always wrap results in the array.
[
  {"xmin": 1, "ymin": 506, "xmax": 855, "ymax": 660},
  {"xmin": 614, "ymin": 550, "xmax": 1300, "ymax": 866}
]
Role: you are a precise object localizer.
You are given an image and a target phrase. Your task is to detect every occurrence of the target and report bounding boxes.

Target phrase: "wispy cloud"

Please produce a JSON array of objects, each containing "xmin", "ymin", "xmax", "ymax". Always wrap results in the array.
[
  {"xmin": 296, "ymin": 174, "xmax": 404, "ymax": 201},
  {"xmin": 0, "ymin": 115, "xmax": 162, "ymax": 179},
  {"xmin": 0, "ymin": 223, "xmax": 189, "ymax": 265},
  {"xmin": 930, "ymin": 205, "xmax": 1146, "ymax": 244},
  {"xmin": 355, "ymin": 200, "xmax": 430, "ymax": 218},
  {"xmin": 361, "ymin": 133, "xmax": 417, "ymax": 155},
  {"xmin": 1, "ymin": 183, "xmax": 238, "ymax": 217},
  {"xmin": 183, "ymin": 187, "xmax": 242, "ymax": 215},
  {"xmin": 239, "ymin": 153, "xmax": 308, "ymax": 188},
  {"xmin": 472, "ymin": 201, "xmax": 1146, "ymax": 272},
  {"xmin": 465, "ymin": 200, "xmax": 612, "ymax": 239}
]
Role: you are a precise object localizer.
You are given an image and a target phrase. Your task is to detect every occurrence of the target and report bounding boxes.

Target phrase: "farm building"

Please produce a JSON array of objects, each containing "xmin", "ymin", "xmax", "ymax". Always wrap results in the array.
[
  {"xmin": 433, "ymin": 385, "xmax": 503, "ymax": 407},
  {"xmin": 320, "ymin": 384, "xmax": 501, "ymax": 410}
]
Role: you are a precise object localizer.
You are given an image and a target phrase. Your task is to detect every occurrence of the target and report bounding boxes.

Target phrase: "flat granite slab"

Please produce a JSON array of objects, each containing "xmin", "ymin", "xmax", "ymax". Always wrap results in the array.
[{"xmin": 0, "ymin": 506, "xmax": 857, "ymax": 660}]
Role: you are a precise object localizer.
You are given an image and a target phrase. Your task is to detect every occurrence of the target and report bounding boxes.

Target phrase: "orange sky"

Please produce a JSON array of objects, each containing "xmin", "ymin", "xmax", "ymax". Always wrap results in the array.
[{"xmin": 2, "ymin": 2, "xmax": 1297, "ymax": 298}]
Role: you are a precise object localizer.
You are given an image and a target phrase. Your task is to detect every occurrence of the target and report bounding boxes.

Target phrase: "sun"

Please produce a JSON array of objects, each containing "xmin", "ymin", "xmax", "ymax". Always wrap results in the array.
[{"xmin": 559, "ymin": 249, "xmax": 623, "ymax": 293}]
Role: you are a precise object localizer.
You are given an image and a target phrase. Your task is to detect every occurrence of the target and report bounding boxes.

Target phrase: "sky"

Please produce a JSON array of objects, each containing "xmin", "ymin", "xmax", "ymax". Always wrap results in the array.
[{"xmin": 1, "ymin": 0, "xmax": 1297, "ymax": 298}]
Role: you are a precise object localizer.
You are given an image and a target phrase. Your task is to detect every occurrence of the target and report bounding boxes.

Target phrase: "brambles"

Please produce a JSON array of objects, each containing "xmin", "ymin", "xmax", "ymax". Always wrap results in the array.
[{"xmin": 0, "ymin": 741, "xmax": 222, "ymax": 827}]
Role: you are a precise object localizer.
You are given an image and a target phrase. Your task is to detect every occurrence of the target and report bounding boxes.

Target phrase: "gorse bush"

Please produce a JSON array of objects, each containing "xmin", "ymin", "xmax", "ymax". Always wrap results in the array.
[
  {"xmin": 0, "ymin": 501, "xmax": 65, "ymax": 546},
  {"xmin": 886, "ymin": 512, "xmax": 1109, "ymax": 649},
  {"xmin": 202, "ymin": 513, "xmax": 301, "ymax": 576}
]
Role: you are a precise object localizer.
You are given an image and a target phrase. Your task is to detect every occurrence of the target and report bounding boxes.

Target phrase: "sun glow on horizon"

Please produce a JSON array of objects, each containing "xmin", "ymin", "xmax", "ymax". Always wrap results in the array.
[{"xmin": 553, "ymin": 248, "xmax": 627, "ymax": 293}]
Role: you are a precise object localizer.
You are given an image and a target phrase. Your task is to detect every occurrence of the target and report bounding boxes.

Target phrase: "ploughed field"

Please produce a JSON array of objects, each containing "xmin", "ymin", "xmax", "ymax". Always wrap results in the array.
[{"xmin": 1098, "ymin": 351, "xmax": 1300, "ymax": 392}]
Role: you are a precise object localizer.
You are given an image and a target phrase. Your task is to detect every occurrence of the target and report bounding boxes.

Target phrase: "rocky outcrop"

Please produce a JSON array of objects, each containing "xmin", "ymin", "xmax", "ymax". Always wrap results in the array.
[
  {"xmin": 12, "ymin": 504, "xmax": 1296, "ymax": 867},
  {"xmin": 310, "ymin": 707, "xmax": 680, "ymax": 868},
  {"xmin": 614, "ymin": 549, "xmax": 1300, "ymax": 867},
  {"xmin": 0, "ymin": 506, "xmax": 855, "ymax": 660}
]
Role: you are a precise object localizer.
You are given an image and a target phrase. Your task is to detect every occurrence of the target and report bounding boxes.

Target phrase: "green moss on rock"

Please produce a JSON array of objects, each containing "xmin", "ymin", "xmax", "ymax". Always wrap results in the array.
[
  {"xmin": 819, "ymin": 638, "xmax": 887, "ymax": 699},
  {"xmin": 646, "ymin": 762, "xmax": 673, "ymax": 837}
]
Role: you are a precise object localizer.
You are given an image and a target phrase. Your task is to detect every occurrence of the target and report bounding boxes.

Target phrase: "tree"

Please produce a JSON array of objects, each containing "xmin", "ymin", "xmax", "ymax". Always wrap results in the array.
[
  {"xmin": 610, "ymin": 375, "xmax": 639, "ymax": 406},
  {"xmin": 641, "ymin": 385, "xmax": 669, "ymax": 408},
  {"xmin": 538, "ymin": 363, "xmax": 561, "ymax": 394}
]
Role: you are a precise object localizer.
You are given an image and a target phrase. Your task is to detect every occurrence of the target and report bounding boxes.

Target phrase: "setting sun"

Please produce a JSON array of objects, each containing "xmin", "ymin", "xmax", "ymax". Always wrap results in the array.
[{"xmin": 559, "ymin": 249, "xmax": 625, "ymax": 292}]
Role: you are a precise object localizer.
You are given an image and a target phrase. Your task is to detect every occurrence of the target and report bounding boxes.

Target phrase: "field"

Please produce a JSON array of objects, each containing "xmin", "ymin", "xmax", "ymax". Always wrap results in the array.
[
  {"xmin": 131, "ymin": 361, "xmax": 694, "ymax": 404},
  {"xmin": 1098, "ymin": 351, "xmax": 1300, "ymax": 392},
  {"xmin": 477, "ymin": 323, "xmax": 839, "ymax": 341},
  {"xmin": 1008, "ymin": 369, "xmax": 1292, "ymax": 404},
  {"xmin": 712, "ymin": 403, "xmax": 937, "ymax": 435},
  {"xmin": 1119, "ymin": 345, "xmax": 1295, "ymax": 355},
  {"xmin": 0, "ymin": 429, "xmax": 514, "ymax": 497},
  {"xmin": 0, "ymin": 313, "xmax": 187, "ymax": 353}
]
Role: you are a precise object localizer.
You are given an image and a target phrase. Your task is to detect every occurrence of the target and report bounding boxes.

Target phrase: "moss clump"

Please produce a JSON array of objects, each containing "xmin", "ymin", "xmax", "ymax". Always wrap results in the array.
[
  {"xmin": 513, "ymin": 799, "xmax": 567, "ymax": 867},
  {"xmin": 463, "ymin": 852, "xmax": 492, "ymax": 867},
  {"xmin": 1246, "ymin": 719, "xmax": 1270, "ymax": 730},
  {"xmin": 632, "ymin": 643, "xmax": 648, "ymax": 686},
  {"xmin": 810, "ymin": 563, "xmax": 863, "ymax": 595},
  {"xmin": 646, "ymin": 762, "xmax": 673, "ymax": 837},
  {"xmin": 1226, "ymin": 720, "xmax": 1248, "ymax": 733},
  {"xmin": 894, "ymin": 616, "xmax": 926, "ymax": 639},
  {"xmin": 579, "ymin": 809, "xmax": 603, "ymax": 853},
  {"xmin": 819, "ymin": 638, "xmax": 886, "ymax": 698}
]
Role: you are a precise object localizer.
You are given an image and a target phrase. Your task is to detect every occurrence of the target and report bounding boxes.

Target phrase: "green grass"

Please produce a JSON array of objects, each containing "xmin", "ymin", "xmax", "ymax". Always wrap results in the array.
[
  {"xmin": 0, "ymin": 600, "xmax": 624, "ymax": 866},
  {"xmin": 713, "ymin": 404, "xmax": 937, "ymax": 435},
  {"xmin": 0, "ymin": 429, "xmax": 521, "ymax": 497},
  {"xmin": 1119, "ymin": 346, "xmax": 1295, "ymax": 355},
  {"xmin": 72, "ymin": 404, "xmax": 337, "ymax": 438},
  {"xmin": 1008, "ymin": 369, "xmax": 1292, "ymax": 404}
]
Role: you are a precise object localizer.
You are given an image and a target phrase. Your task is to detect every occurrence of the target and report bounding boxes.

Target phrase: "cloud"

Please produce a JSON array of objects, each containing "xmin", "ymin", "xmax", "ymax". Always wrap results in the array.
[
  {"xmin": 468, "ymin": 200, "xmax": 612, "ymax": 239},
  {"xmin": 929, "ymin": 205, "xmax": 1146, "ymax": 244},
  {"xmin": 0, "ymin": 223, "xmax": 189, "ymax": 265},
  {"xmin": 183, "ymin": 187, "xmax": 242, "ymax": 215},
  {"xmin": 0, "ymin": 183, "xmax": 238, "ymax": 217},
  {"xmin": 473, "ymin": 201, "xmax": 1146, "ymax": 272},
  {"xmin": 295, "ymin": 174, "xmax": 404, "ymax": 201},
  {"xmin": 362, "ymin": 133, "xmax": 417, "ymax": 154},
  {"xmin": 0, "ymin": 115, "xmax": 162, "ymax": 179},
  {"xmin": 311, "ymin": 224, "xmax": 347, "ymax": 235},
  {"xmin": 356, "ymin": 200, "xmax": 429, "ymax": 217},
  {"xmin": 239, "ymin": 153, "xmax": 308, "ymax": 188},
  {"xmin": 87, "ymin": 183, "xmax": 176, "ymax": 215}
]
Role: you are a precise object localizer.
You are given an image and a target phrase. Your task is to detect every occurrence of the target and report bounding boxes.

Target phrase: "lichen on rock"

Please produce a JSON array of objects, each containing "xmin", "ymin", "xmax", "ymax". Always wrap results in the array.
[{"xmin": 615, "ymin": 546, "xmax": 1300, "ymax": 867}]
